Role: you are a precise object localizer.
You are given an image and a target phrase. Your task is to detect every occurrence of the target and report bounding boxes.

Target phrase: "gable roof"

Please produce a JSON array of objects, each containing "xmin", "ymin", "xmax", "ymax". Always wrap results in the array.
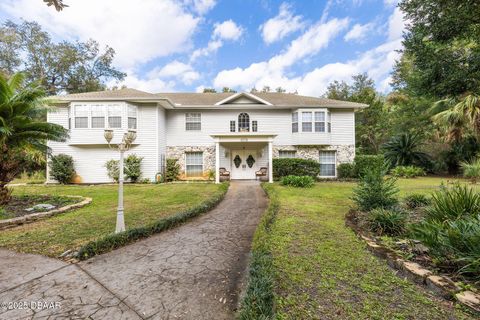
[
  {"xmin": 214, "ymin": 92, "xmax": 273, "ymax": 105},
  {"xmin": 53, "ymin": 88, "xmax": 162, "ymax": 101},
  {"xmin": 156, "ymin": 92, "xmax": 367, "ymax": 108}
]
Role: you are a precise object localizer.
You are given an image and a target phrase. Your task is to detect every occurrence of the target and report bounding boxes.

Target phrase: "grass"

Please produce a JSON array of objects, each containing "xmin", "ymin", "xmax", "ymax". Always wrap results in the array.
[
  {"xmin": 0, "ymin": 183, "xmax": 225, "ymax": 257},
  {"xmin": 243, "ymin": 177, "xmax": 478, "ymax": 319},
  {"xmin": 10, "ymin": 171, "xmax": 46, "ymax": 184}
]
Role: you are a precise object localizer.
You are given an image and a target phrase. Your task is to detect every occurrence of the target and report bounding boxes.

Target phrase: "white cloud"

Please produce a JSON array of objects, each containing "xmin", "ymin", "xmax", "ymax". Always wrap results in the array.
[
  {"xmin": 184, "ymin": 0, "xmax": 217, "ymax": 14},
  {"xmin": 387, "ymin": 7, "xmax": 405, "ymax": 40},
  {"xmin": 0, "ymin": 0, "xmax": 201, "ymax": 69},
  {"xmin": 148, "ymin": 60, "xmax": 200, "ymax": 84},
  {"xmin": 191, "ymin": 20, "xmax": 243, "ymax": 61},
  {"xmin": 115, "ymin": 74, "xmax": 176, "ymax": 93},
  {"xmin": 214, "ymin": 18, "xmax": 349, "ymax": 89},
  {"xmin": 344, "ymin": 22, "xmax": 375, "ymax": 42},
  {"xmin": 213, "ymin": 20, "xmax": 243, "ymax": 40},
  {"xmin": 260, "ymin": 3, "xmax": 305, "ymax": 44}
]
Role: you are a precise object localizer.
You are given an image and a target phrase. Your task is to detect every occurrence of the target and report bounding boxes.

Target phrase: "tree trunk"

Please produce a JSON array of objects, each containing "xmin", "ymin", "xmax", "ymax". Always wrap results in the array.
[{"xmin": 0, "ymin": 145, "xmax": 23, "ymax": 205}]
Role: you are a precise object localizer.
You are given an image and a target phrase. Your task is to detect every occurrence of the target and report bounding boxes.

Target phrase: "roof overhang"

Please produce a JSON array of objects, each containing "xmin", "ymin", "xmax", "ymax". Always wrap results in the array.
[
  {"xmin": 48, "ymin": 97, "xmax": 176, "ymax": 108},
  {"xmin": 210, "ymin": 132, "xmax": 277, "ymax": 143}
]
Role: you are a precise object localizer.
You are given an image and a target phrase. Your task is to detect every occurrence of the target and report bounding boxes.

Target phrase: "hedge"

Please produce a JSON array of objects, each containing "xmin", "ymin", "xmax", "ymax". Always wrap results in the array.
[
  {"xmin": 272, "ymin": 158, "xmax": 320, "ymax": 179},
  {"xmin": 238, "ymin": 183, "xmax": 277, "ymax": 319},
  {"xmin": 354, "ymin": 155, "xmax": 385, "ymax": 177},
  {"xmin": 76, "ymin": 182, "xmax": 229, "ymax": 260}
]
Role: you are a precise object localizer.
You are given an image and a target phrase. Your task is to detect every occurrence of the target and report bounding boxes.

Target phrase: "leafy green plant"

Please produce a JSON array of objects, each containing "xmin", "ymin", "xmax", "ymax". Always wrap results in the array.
[
  {"xmin": 368, "ymin": 208, "xmax": 407, "ymax": 236},
  {"xmin": 105, "ymin": 154, "xmax": 143, "ymax": 182},
  {"xmin": 351, "ymin": 165, "xmax": 399, "ymax": 211},
  {"xmin": 353, "ymin": 154, "xmax": 385, "ymax": 177},
  {"xmin": 280, "ymin": 175, "xmax": 314, "ymax": 188},
  {"xmin": 404, "ymin": 193, "xmax": 431, "ymax": 209},
  {"xmin": 461, "ymin": 158, "xmax": 480, "ymax": 183},
  {"xmin": 49, "ymin": 154, "xmax": 75, "ymax": 184},
  {"xmin": 382, "ymin": 133, "xmax": 430, "ymax": 167},
  {"xmin": 165, "ymin": 158, "xmax": 180, "ymax": 182},
  {"xmin": 411, "ymin": 184, "xmax": 480, "ymax": 278},
  {"xmin": 337, "ymin": 163, "xmax": 356, "ymax": 178},
  {"xmin": 390, "ymin": 165, "xmax": 426, "ymax": 178},
  {"xmin": 272, "ymin": 158, "xmax": 320, "ymax": 179}
]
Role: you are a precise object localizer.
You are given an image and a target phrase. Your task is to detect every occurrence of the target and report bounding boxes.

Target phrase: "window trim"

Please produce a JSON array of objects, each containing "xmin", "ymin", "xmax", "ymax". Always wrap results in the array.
[
  {"xmin": 252, "ymin": 120, "xmax": 258, "ymax": 132},
  {"xmin": 91, "ymin": 104, "xmax": 106, "ymax": 129},
  {"xmin": 107, "ymin": 104, "xmax": 123, "ymax": 129},
  {"xmin": 230, "ymin": 120, "xmax": 236, "ymax": 132},
  {"xmin": 319, "ymin": 150, "xmax": 337, "ymax": 177},
  {"xmin": 73, "ymin": 104, "xmax": 89, "ymax": 129},
  {"xmin": 293, "ymin": 108, "xmax": 330, "ymax": 133},
  {"xmin": 238, "ymin": 113, "xmax": 250, "ymax": 132},
  {"xmin": 128, "ymin": 105, "xmax": 138, "ymax": 130},
  {"xmin": 292, "ymin": 112, "xmax": 298, "ymax": 133},
  {"xmin": 185, "ymin": 112, "xmax": 201, "ymax": 131},
  {"xmin": 302, "ymin": 111, "xmax": 313, "ymax": 132},
  {"xmin": 185, "ymin": 151, "xmax": 203, "ymax": 177}
]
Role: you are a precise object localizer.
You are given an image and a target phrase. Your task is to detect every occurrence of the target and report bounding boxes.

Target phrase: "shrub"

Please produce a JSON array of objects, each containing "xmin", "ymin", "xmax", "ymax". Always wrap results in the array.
[
  {"xmin": 272, "ymin": 158, "xmax": 320, "ymax": 179},
  {"xmin": 411, "ymin": 185, "xmax": 480, "ymax": 278},
  {"xmin": 105, "ymin": 154, "xmax": 144, "ymax": 182},
  {"xmin": 49, "ymin": 154, "xmax": 75, "ymax": 184},
  {"xmin": 351, "ymin": 165, "xmax": 399, "ymax": 211},
  {"xmin": 404, "ymin": 193, "xmax": 431, "ymax": 209},
  {"xmin": 337, "ymin": 163, "xmax": 356, "ymax": 179},
  {"xmin": 280, "ymin": 175, "xmax": 314, "ymax": 188},
  {"xmin": 165, "ymin": 158, "xmax": 180, "ymax": 182},
  {"xmin": 368, "ymin": 208, "xmax": 407, "ymax": 236},
  {"xmin": 390, "ymin": 165, "xmax": 426, "ymax": 178},
  {"xmin": 461, "ymin": 158, "xmax": 480, "ymax": 183},
  {"xmin": 354, "ymin": 154, "xmax": 385, "ymax": 177}
]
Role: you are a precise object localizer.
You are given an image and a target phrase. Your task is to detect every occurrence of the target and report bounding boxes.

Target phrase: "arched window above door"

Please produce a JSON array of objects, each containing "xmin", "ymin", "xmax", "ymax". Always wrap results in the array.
[{"xmin": 238, "ymin": 113, "xmax": 250, "ymax": 132}]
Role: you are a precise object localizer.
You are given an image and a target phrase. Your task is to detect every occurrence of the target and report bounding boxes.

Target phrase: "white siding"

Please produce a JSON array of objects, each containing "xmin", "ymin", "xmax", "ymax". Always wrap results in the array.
[
  {"xmin": 158, "ymin": 107, "xmax": 166, "ymax": 173},
  {"xmin": 330, "ymin": 109, "xmax": 355, "ymax": 145},
  {"xmin": 47, "ymin": 105, "xmax": 159, "ymax": 183}
]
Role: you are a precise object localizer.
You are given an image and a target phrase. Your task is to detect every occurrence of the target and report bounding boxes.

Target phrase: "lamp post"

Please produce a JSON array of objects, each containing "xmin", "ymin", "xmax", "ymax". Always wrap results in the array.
[{"xmin": 104, "ymin": 129, "xmax": 137, "ymax": 233}]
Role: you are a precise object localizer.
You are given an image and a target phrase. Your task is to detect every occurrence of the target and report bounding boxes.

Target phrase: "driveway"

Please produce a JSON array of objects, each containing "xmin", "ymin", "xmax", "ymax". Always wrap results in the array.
[{"xmin": 0, "ymin": 181, "xmax": 267, "ymax": 320}]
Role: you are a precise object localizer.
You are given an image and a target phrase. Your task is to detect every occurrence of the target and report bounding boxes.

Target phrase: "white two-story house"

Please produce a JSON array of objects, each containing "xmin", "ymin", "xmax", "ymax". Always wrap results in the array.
[{"xmin": 47, "ymin": 88, "xmax": 367, "ymax": 183}]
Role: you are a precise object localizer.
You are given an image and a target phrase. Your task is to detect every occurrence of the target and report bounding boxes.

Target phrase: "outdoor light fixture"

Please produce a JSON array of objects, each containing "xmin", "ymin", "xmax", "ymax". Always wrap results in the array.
[{"xmin": 104, "ymin": 129, "xmax": 137, "ymax": 233}]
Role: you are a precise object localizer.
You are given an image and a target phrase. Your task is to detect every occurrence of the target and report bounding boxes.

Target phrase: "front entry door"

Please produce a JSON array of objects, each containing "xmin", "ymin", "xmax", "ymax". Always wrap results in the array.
[{"xmin": 231, "ymin": 150, "xmax": 257, "ymax": 180}]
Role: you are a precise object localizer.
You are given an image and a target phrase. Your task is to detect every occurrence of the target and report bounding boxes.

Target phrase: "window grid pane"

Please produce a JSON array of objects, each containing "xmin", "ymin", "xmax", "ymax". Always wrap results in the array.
[
  {"xmin": 128, "ymin": 105, "xmax": 137, "ymax": 117},
  {"xmin": 319, "ymin": 151, "xmax": 336, "ymax": 176},
  {"xmin": 315, "ymin": 122, "xmax": 325, "ymax": 132},
  {"xmin": 302, "ymin": 122, "xmax": 312, "ymax": 132},
  {"xmin": 292, "ymin": 122, "xmax": 298, "ymax": 133},
  {"xmin": 314, "ymin": 112, "xmax": 325, "ymax": 121},
  {"xmin": 238, "ymin": 113, "xmax": 250, "ymax": 132},
  {"xmin": 279, "ymin": 151, "xmax": 296, "ymax": 158},
  {"xmin": 109, "ymin": 117, "xmax": 122, "ymax": 128},
  {"xmin": 292, "ymin": 112, "xmax": 298, "ymax": 122},
  {"xmin": 91, "ymin": 117, "xmax": 105, "ymax": 128},
  {"xmin": 302, "ymin": 112, "xmax": 312, "ymax": 122},
  {"xmin": 230, "ymin": 120, "xmax": 236, "ymax": 132},
  {"xmin": 75, "ymin": 117, "xmax": 88, "ymax": 128},
  {"xmin": 252, "ymin": 121, "xmax": 258, "ymax": 132},
  {"xmin": 75, "ymin": 105, "xmax": 89, "ymax": 117},
  {"xmin": 186, "ymin": 152, "xmax": 203, "ymax": 177},
  {"xmin": 128, "ymin": 117, "xmax": 137, "ymax": 129},
  {"xmin": 186, "ymin": 113, "xmax": 201, "ymax": 131}
]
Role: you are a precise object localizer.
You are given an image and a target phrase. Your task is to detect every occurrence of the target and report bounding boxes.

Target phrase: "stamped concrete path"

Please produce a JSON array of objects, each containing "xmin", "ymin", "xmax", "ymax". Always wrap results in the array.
[{"xmin": 0, "ymin": 181, "xmax": 267, "ymax": 320}]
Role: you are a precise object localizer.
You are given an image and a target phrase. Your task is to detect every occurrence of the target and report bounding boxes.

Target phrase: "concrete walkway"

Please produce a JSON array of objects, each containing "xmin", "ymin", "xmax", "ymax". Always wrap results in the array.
[{"xmin": 0, "ymin": 181, "xmax": 267, "ymax": 320}]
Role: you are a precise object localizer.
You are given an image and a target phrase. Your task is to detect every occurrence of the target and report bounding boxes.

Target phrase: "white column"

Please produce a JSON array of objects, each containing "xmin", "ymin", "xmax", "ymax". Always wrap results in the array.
[
  {"xmin": 116, "ymin": 146, "xmax": 126, "ymax": 233},
  {"xmin": 268, "ymin": 141, "xmax": 273, "ymax": 183},
  {"xmin": 215, "ymin": 141, "xmax": 220, "ymax": 184}
]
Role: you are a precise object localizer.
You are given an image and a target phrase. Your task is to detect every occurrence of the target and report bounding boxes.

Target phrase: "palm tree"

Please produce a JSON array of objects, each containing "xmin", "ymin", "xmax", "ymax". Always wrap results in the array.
[
  {"xmin": 0, "ymin": 73, "xmax": 68, "ymax": 204},
  {"xmin": 382, "ymin": 133, "xmax": 430, "ymax": 167}
]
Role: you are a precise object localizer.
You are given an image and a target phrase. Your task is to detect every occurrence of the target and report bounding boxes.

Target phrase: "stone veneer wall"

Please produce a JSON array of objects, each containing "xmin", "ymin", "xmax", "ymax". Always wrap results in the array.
[
  {"xmin": 166, "ymin": 145, "xmax": 216, "ymax": 179},
  {"xmin": 272, "ymin": 145, "xmax": 355, "ymax": 165}
]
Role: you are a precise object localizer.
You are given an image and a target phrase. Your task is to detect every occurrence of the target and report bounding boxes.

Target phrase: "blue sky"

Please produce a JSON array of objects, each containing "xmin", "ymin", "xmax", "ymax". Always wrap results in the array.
[{"xmin": 0, "ymin": 0, "xmax": 404, "ymax": 96}]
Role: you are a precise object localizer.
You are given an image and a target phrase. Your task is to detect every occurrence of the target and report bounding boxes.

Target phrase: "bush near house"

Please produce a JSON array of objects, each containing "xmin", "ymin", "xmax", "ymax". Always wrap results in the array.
[
  {"xmin": 49, "ymin": 154, "xmax": 75, "ymax": 184},
  {"xmin": 280, "ymin": 175, "xmax": 315, "ymax": 188},
  {"xmin": 337, "ymin": 163, "xmax": 356, "ymax": 179},
  {"xmin": 391, "ymin": 165, "xmax": 426, "ymax": 178},
  {"xmin": 354, "ymin": 154, "xmax": 385, "ymax": 177},
  {"xmin": 105, "ymin": 154, "xmax": 143, "ymax": 182},
  {"xmin": 272, "ymin": 158, "xmax": 320, "ymax": 179},
  {"xmin": 165, "ymin": 158, "xmax": 180, "ymax": 181}
]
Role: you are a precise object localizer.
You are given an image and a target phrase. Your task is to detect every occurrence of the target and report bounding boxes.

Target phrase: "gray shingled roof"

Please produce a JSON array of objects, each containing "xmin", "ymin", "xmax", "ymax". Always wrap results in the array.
[{"xmin": 52, "ymin": 89, "xmax": 367, "ymax": 108}]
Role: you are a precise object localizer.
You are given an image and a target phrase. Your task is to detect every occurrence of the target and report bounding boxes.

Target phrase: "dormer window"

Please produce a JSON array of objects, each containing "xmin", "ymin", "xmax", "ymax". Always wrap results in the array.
[{"xmin": 238, "ymin": 113, "xmax": 250, "ymax": 132}]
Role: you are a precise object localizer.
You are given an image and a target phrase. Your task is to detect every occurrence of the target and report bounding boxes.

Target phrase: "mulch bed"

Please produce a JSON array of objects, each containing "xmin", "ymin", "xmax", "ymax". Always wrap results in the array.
[{"xmin": 1, "ymin": 195, "xmax": 81, "ymax": 220}]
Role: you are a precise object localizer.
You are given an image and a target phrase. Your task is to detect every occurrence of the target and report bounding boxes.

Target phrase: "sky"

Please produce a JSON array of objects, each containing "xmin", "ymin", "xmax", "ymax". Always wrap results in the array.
[{"xmin": 0, "ymin": 0, "xmax": 405, "ymax": 96}]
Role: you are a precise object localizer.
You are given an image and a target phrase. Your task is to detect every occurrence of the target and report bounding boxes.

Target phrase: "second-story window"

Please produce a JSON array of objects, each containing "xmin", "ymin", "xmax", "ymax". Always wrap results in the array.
[
  {"xmin": 238, "ymin": 113, "xmax": 250, "ymax": 132},
  {"xmin": 314, "ymin": 111, "xmax": 325, "ymax": 132},
  {"xmin": 108, "ymin": 105, "xmax": 122, "ymax": 128},
  {"xmin": 128, "ymin": 105, "xmax": 137, "ymax": 129},
  {"xmin": 302, "ymin": 112, "xmax": 312, "ymax": 132},
  {"xmin": 252, "ymin": 120, "xmax": 258, "ymax": 132},
  {"xmin": 91, "ymin": 105, "xmax": 105, "ymax": 128},
  {"xmin": 185, "ymin": 112, "xmax": 201, "ymax": 131},
  {"xmin": 74, "ymin": 105, "xmax": 89, "ymax": 128},
  {"xmin": 292, "ymin": 112, "xmax": 298, "ymax": 133},
  {"xmin": 230, "ymin": 120, "xmax": 236, "ymax": 132}
]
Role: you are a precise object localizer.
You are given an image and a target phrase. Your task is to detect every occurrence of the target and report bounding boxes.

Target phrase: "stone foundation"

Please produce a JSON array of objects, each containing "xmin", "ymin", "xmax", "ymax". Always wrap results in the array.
[
  {"xmin": 166, "ymin": 145, "xmax": 215, "ymax": 180},
  {"xmin": 272, "ymin": 145, "xmax": 355, "ymax": 165}
]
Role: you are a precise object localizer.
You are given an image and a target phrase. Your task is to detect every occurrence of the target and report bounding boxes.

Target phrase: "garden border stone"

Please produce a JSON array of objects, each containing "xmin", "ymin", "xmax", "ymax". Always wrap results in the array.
[
  {"xmin": 345, "ymin": 209, "xmax": 480, "ymax": 313},
  {"xmin": 0, "ymin": 196, "xmax": 92, "ymax": 230}
]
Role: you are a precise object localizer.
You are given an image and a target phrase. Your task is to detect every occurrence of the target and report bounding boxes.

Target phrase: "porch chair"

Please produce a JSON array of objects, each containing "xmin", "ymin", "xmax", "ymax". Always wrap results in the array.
[
  {"xmin": 255, "ymin": 167, "xmax": 268, "ymax": 181},
  {"xmin": 219, "ymin": 167, "xmax": 230, "ymax": 181}
]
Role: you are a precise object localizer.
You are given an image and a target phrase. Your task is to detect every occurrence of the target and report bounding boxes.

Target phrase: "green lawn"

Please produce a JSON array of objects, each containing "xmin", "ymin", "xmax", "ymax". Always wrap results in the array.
[
  {"xmin": 0, "ymin": 183, "xmax": 224, "ymax": 257},
  {"xmin": 266, "ymin": 177, "xmax": 477, "ymax": 319}
]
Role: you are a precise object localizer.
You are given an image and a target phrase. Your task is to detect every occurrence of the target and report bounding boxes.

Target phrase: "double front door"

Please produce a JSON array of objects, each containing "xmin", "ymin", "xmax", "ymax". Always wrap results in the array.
[{"xmin": 231, "ymin": 150, "xmax": 257, "ymax": 180}]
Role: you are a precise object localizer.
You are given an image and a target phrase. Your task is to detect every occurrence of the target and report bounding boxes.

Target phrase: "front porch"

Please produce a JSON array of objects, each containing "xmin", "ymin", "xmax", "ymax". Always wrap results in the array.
[{"xmin": 211, "ymin": 133, "xmax": 276, "ymax": 183}]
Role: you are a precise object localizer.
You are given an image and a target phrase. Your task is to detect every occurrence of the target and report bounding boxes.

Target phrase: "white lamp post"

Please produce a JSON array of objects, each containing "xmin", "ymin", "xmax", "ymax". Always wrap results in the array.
[{"xmin": 104, "ymin": 129, "xmax": 137, "ymax": 233}]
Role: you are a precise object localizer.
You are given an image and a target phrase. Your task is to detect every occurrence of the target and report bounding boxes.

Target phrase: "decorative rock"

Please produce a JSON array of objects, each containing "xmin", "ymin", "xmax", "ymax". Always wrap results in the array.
[
  {"xmin": 401, "ymin": 261, "xmax": 432, "ymax": 284},
  {"xmin": 456, "ymin": 291, "xmax": 480, "ymax": 312},
  {"xmin": 426, "ymin": 275, "xmax": 460, "ymax": 298}
]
